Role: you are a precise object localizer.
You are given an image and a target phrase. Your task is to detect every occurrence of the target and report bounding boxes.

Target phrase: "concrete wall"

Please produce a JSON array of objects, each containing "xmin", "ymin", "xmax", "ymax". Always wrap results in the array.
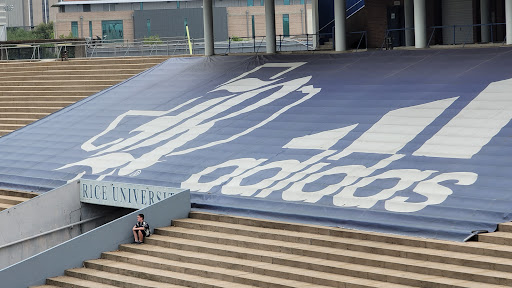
[
  {"xmin": 0, "ymin": 180, "xmax": 131, "ymax": 270},
  {"xmin": 0, "ymin": 189, "xmax": 190, "ymax": 287},
  {"xmin": 134, "ymin": 7, "xmax": 228, "ymax": 40}
]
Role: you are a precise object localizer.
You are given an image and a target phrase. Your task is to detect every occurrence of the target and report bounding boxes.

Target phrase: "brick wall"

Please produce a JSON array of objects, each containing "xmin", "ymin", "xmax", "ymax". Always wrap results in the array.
[{"xmin": 227, "ymin": 5, "xmax": 310, "ymax": 38}]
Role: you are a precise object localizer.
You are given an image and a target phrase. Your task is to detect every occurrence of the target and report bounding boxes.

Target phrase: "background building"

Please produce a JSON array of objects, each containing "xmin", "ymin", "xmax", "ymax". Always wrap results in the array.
[{"xmin": 54, "ymin": 0, "xmax": 312, "ymax": 42}]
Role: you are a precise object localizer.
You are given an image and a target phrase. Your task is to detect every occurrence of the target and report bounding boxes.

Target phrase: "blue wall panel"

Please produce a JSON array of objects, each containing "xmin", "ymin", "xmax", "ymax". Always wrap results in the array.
[{"xmin": 1, "ymin": 48, "xmax": 512, "ymax": 241}]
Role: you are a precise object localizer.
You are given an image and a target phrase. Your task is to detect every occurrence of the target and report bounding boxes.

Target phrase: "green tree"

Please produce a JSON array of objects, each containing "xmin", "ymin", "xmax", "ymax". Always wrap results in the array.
[{"xmin": 6, "ymin": 22, "xmax": 54, "ymax": 41}]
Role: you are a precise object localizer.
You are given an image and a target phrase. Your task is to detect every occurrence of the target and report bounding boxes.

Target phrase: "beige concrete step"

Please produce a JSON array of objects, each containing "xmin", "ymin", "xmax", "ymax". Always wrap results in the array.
[
  {"xmin": 0, "ymin": 112, "xmax": 50, "ymax": 119},
  {"xmin": 188, "ymin": 212, "xmax": 510, "ymax": 258},
  {"xmin": 0, "ymin": 194, "xmax": 28, "ymax": 205},
  {"xmin": 102, "ymin": 250, "xmax": 409, "ymax": 288},
  {"xmin": 84, "ymin": 259, "xmax": 262, "ymax": 288},
  {"xmin": 148, "ymin": 227, "xmax": 512, "ymax": 287},
  {"xmin": 0, "ymin": 85, "xmax": 109, "ymax": 91},
  {"xmin": 170, "ymin": 218, "xmax": 512, "ymax": 274},
  {"xmin": 0, "ymin": 202, "xmax": 13, "ymax": 211},
  {"xmin": 29, "ymin": 285, "xmax": 60, "ymax": 288},
  {"xmin": 0, "ymin": 101, "xmax": 74, "ymax": 107},
  {"xmin": 0, "ymin": 107, "xmax": 62, "ymax": 113},
  {"xmin": 0, "ymin": 63, "xmax": 160, "ymax": 73},
  {"xmin": 0, "ymin": 123, "xmax": 26, "ymax": 130},
  {"xmin": 0, "ymin": 118, "xmax": 38, "ymax": 125},
  {"xmin": 0, "ymin": 91, "xmax": 95, "ymax": 97},
  {"xmin": 0, "ymin": 130, "xmax": 11, "ymax": 136},
  {"xmin": 116, "ymin": 244, "xmax": 415, "ymax": 288},
  {"xmin": 0, "ymin": 75, "xmax": 134, "ymax": 82},
  {"xmin": 478, "ymin": 232, "xmax": 512, "ymax": 246},
  {"xmin": 0, "ymin": 80, "xmax": 121, "ymax": 86},
  {"xmin": 0, "ymin": 69, "xmax": 143, "ymax": 77},
  {"xmin": 63, "ymin": 267, "xmax": 189, "ymax": 288},
  {"xmin": 498, "ymin": 222, "xmax": 512, "ymax": 233},
  {"xmin": 0, "ymin": 189, "xmax": 38, "ymax": 198},
  {"xmin": 45, "ymin": 275, "xmax": 123, "ymax": 288}
]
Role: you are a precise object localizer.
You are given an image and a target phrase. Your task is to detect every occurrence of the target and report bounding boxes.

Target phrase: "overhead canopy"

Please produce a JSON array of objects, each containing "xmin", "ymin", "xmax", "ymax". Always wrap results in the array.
[{"xmin": 1, "ymin": 49, "xmax": 512, "ymax": 241}]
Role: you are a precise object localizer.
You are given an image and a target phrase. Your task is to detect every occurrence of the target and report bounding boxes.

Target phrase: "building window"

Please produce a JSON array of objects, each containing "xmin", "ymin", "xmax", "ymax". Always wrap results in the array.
[
  {"xmin": 103, "ymin": 4, "xmax": 115, "ymax": 11},
  {"xmin": 300, "ymin": 0, "xmax": 304, "ymax": 4},
  {"xmin": 282, "ymin": 14, "xmax": 289, "ymax": 37},
  {"xmin": 284, "ymin": 0, "xmax": 290, "ymax": 5},
  {"xmin": 89, "ymin": 21, "xmax": 93, "ymax": 38},
  {"xmin": 59, "ymin": 6, "xmax": 65, "ymax": 13},
  {"xmin": 83, "ymin": 4, "xmax": 91, "ymax": 12},
  {"xmin": 140, "ymin": 2, "xmax": 143, "ymax": 10},
  {"xmin": 247, "ymin": 0, "xmax": 254, "ymax": 6},
  {"xmin": 147, "ymin": 19, "xmax": 151, "ymax": 36},
  {"xmin": 177, "ymin": 1, "xmax": 180, "ymax": 8},
  {"xmin": 102, "ymin": 20, "xmax": 124, "ymax": 41},
  {"xmin": 260, "ymin": 0, "xmax": 264, "ymax": 5},
  {"xmin": 251, "ymin": 15, "xmax": 255, "ymax": 38},
  {"xmin": 71, "ymin": 21, "xmax": 78, "ymax": 38}
]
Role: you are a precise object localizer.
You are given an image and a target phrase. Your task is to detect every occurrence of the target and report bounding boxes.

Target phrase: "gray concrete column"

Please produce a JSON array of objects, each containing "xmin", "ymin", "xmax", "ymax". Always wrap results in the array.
[
  {"xmin": 312, "ymin": 0, "xmax": 319, "ymax": 49},
  {"xmin": 481, "ymin": 0, "xmax": 490, "ymax": 43},
  {"xmin": 507, "ymin": 0, "xmax": 512, "ymax": 45},
  {"xmin": 414, "ymin": 0, "xmax": 427, "ymax": 48},
  {"xmin": 203, "ymin": 0, "xmax": 214, "ymax": 56},
  {"xmin": 265, "ymin": 0, "xmax": 276, "ymax": 53},
  {"xmin": 404, "ymin": 0, "xmax": 414, "ymax": 46},
  {"xmin": 334, "ymin": 0, "xmax": 346, "ymax": 51}
]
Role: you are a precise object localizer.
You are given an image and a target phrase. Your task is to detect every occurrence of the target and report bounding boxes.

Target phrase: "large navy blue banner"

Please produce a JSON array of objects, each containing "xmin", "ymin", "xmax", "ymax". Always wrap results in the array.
[{"xmin": 1, "ymin": 48, "xmax": 512, "ymax": 241}]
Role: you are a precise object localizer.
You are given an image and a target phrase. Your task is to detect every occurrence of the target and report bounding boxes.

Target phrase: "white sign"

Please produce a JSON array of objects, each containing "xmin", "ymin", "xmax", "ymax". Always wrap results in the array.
[{"xmin": 79, "ymin": 179, "xmax": 186, "ymax": 209}]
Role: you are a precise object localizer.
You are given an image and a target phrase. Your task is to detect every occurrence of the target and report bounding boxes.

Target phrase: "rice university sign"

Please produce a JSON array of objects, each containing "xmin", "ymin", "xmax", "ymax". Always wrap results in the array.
[{"xmin": 79, "ymin": 179, "xmax": 187, "ymax": 209}]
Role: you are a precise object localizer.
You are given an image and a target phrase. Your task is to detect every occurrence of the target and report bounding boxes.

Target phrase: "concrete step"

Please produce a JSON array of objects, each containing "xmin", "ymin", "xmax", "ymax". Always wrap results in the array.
[
  {"xmin": 44, "ymin": 275, "xmax": 123, "ymax": 288},
  {"xmin": 102, "ymin": 249, "xmax": 406, "ymax": 288},
  {"xmin": 0, "ymin": 69, "xmax": 144, "ymax": 76},
  {"xmin": 0, "ymin": 112, "xmax": 49, "ymax": 119},
  {"xmin": 0, "ymin": 75, "xmax": 134, "ymax": 82},
  {"xmin": 0, "ymin": 194, "xmax": 28, "ymax": 205},
  {"xmin": 64, "ymin": 267, "xmax": 189, "ymax": 288},
  {"xmin": 0, "ymin": 202, "xmax": 13, "ymax": 211},
  {"xmin": 0, "ymin": 118, "xmax": 38, "ymax": 125},
  {"xmin": 171, "ymin": 218, "xmax": 512, "ymax": 274},
  {"xmin": 498, "ymin": 222, "xmax": 512, "ymax": 233},
  {"xmin": 0, "ymin": 107, "xmax": 63, "ymax": 113},
  {"xmin": 0, "ymin": 57, "xmax": 167, "ymax": 68},
  {"xmin": 0, "ymin": 123, "xmax": 27, "ymax": 130},
  {"xmin": 0, "ymin": 101, "xmax": 74, "ymax": 107},
  {"xmin": 30, "ymin": 286, "xmax": 60, "ymax": 288},
  {"xmin": 0, "ymin": 80, "xmax": 121, "ymax": 87},
  {"xmin": 0, "ymin": 189, "xmax": 38, "ymax": 198},
  {"xmin": 0, "ymin": 63, "xmax": 160, "ymax": 73},
  {"xmin": 188, "ymin": 212, "xmax": 512, "ymax": 258},
  {"xmin": 0, "ymin": 130, "xmax": 11, "ymax": 136},
  {"xmin": 84, "ymin": 259, "xmax": 261, "ymax": 288},
  {"xmin": 0, "ymin": 91, "xmax": 94, "ymax": 97},
  {"xmin": 0, "ymin": 85, "xmax": 109, "ymax": 91},
  {"xmin": 117, "ymin": 243, "xmax": 415, "ymax": 288},
  {"xmin": 478, "ymin": 232, "xmax": 512, "ymax": 246},
  {"xmin": 148, "ymin": 227, "xmax": 512, "ymax": 287}
]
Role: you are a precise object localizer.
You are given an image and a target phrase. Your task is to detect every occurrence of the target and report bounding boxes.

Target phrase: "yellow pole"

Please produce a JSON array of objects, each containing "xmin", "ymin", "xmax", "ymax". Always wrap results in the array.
[{"xmin": 186, "ymin": 24, "xmax": 193, "ymax": 55}]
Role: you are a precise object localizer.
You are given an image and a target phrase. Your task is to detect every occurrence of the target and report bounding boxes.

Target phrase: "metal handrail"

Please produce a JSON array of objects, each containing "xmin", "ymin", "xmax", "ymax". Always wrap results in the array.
[{"xmin": 0, "ymin": 215, "xmax": 102, "ymax": 250}]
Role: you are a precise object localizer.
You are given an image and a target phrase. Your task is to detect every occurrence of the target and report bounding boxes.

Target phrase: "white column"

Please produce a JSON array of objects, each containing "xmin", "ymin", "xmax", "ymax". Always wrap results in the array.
[
  {"xmin": 507, "ymin": 0, "xmax": 512, "ymax": 45},
  {"xmin": 480, "ymin": 0, "xmax": 490, "ymax": 43},
  {"xmin": 203, "ymin": 0, "xmax": 214, "ymax": 56},
  {"xmin": 265, "ymin": 0, "xmax": 276, "ymax": 53},
  {"xmin": 0, "ymin": 26, "xmax": 6, "ymax": 42},
  {"xmin": 404, "ymin": 0, "xmax": 414, "ymax": 46},
  {"xmin": 414, "ymin": 0, "xmax": 427, "ymax": 48},
  {"xmin": 334, "ymin": 0, "xmax": 346, "ymax": 51},
  {"xmin": 312, "ymin": 0, "xmax": 319, "ymax": 49}
]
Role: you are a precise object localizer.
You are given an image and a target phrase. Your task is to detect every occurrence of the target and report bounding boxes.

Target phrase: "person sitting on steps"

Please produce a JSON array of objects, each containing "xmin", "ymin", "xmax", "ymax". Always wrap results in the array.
[{"xmin": 132, "ymin": 213, "xmax": 150, "ymax": 244}]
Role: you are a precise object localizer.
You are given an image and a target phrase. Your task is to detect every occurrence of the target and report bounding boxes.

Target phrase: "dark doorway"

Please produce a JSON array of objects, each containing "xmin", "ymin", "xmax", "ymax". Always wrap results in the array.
[{"xmin": 387, "ymin": 5, "xmax": 405, "ymax": 47}]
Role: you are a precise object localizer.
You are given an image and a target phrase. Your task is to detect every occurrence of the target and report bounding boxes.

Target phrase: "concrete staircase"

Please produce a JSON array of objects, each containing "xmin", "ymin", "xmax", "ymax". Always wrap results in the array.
[
  {"xmin": 0, "ymin": 189, "xmax": 38, "ymax": 211},
  {"xmin": 32, "ymin": 211, "xmax": 512, "ymax": 288},
  {"xmin": 0, "ymin": 57, "xmax": 170, "ymax": 137}
]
